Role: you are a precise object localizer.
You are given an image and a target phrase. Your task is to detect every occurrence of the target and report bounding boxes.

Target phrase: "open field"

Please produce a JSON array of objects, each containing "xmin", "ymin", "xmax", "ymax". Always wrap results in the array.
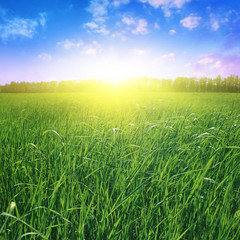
[{"xmin": 0, "ymin": 92, "xmax": 240, "ymax": 239}]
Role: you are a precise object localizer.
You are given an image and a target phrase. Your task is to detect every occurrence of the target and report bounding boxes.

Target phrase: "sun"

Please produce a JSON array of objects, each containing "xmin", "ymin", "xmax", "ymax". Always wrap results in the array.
[{"xmin": 94, "ymin": 57, "xmax": 140, "ymax": 85}]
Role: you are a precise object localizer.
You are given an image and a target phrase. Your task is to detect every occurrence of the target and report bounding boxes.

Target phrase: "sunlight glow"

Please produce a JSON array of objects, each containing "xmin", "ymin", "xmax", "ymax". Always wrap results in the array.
[{"xmin": 93, "ymin": 57, "xmax": 145, "ymax": 84}]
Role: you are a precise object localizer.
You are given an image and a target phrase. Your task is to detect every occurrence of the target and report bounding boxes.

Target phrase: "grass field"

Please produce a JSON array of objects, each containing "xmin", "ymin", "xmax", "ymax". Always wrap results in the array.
[{"xmin": 0, "ymin": 92, "xmax": 240, "ymax": 239}]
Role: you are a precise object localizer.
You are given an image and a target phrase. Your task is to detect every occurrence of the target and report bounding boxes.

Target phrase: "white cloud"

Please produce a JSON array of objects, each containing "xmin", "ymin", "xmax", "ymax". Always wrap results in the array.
[
  {"xmin": 84, "ymin": 21, "xmax": 110, "ymax": 35},
  {"xmin": 185, "ymin": 53, "xmax": 240, "ymax": 77},
  {"xmin": 83, "ymin": 47, "xmax": 98, "ymax": 55},
  {"xmin": 161, "ymin": 52, "xmax": 175, "ymax": 60},
  {"xmin": 197, "ymin": 56, "xmax": 214, "ymax": 65},
  {"xmin": 121, "ymin": 16, "xmax": 148, "ymax": 35},
  {"xmin": 85, "ymin": 1, "xmax": 112, "ymax": 35},
  {"xmin": 85, "ymin": 0, "xmax": 130, "ymax": 35},
  {"xmin": 139, "ymin": 0, "xmax": 190, "ymax": 16},
  {"xmin": 85, "ymin": 22, "xmax": 99, "ymax": 29},
  {"xmin": 174, "ymin": 0, "xmax": 190, "ymax": 8},
  {"xmin": 211, "ymin": 19, "xmax": 219, "ymax": 31},
  {"xmin": 132, "ymin": 19, "xmax": 148, "ymax": 35},
  {"xmin": 0, "ymin": 12, "xmax": 47, "ymax": 40},
  {"xmin": 139, "ymin": 0, "xmax": 190, "ymax": 8},
  {"xmin": 212, "ymin": 60, "xmax": 222, "ymax": 69},
  {"xmin": 88, "ymin": 0, "xmax": 129, "ymax": 19},
  {"xmin": 95, "ymin": 25, "xmax": 110, "ymax": 35},
  {"xmin": 57, "ymin": 39, "xmax": 83, "ymax": 50},
  {"xmin": 39, "ymin": 12, "xmax": 47, "ymax": 27},
  {"xmin": 210, "ymin": 15, "xmax": 220, "ymax": 31},
  {"xmin": 0, "ymin": 18, "xmax": 38, "ymax": 40},
  {"xmin": 132, "ymin": 49, "xmax": 149, "ymax": 56},
  {"xmin": 82, "ymin": 41, "xmax": 101, "ymax": 55},
  {"xmin": 154, "ymin": 22, "xmax": 160, "ymax": 29},
  {"xmin": 88, "ymin": 0, "xmax": 109, "ymax": 18},
  {"xmin": 169, "ymin": 29, "xmax": 176, "ymax": 35},
  {"xmin": 113, "ymin": 0, "xmax": 130, "ymax": 7},
  {"xmin": 112, "ymin": 31, "xmax": 127, "ymax": 41},
  {"xmin": 38, "ymin": 53, "xmax": 52, "ymax": 61},
  {"xmin": 122, "ymin": 16, "xmax": 136, "ymax": 25},
  {"xmin": 185, "ymin": 62, "xmax": 192, "ymax": 67},
  {"xmin": 180, "ymin": 14, "xmax": 201, "ymax": 30}
]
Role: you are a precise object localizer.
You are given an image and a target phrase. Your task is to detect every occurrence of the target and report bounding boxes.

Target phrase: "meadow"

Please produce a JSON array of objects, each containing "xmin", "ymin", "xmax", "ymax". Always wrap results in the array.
[{"xmin": 0, "ymin": 92, "xmax": 240, "ymax": 239}]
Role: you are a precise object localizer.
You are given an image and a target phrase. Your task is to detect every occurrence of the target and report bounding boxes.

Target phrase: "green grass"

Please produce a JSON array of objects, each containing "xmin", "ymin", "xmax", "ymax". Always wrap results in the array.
[{"xmin": 0, "ymin": 92, "xmax": 240, "ymax": 239}]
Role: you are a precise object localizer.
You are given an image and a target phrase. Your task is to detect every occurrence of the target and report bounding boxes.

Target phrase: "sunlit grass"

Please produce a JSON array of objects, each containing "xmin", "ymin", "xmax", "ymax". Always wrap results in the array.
[{"xmin": 0, "ymin": 92, "xmax": 240, "ymax": 239}]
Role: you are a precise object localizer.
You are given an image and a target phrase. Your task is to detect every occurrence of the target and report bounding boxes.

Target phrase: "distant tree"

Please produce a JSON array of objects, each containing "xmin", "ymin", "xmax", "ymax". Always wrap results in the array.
[
  {"xmin": 213, "ymin": 75, "xmax": 222, "ymax": 92},
  {"xmin": 173, "ymin": 77, "xmax": 189, "ymax": 91},
  {"xmin": 234, "ymin": 75, "xmax": 240, "ymax": 92},
  {"xmin": 161, "ymin": 79, "xmax": 172, "ymax": 89},
  {"xmin": 199, "ymin": 77, "xmax": 207, "ymax": 92},
  {"xmin": 0, "ymin": 75, "xmax": 239, "ymax": 93},
  {"xmin": 207, "ymin": 78, "xmax": 213, "ymax": 92},
  {"xmin": 149, "ymin": 78, "xmax": 161, "ymax": 90},
  {"xmin": 189, "ymin": 78, "xmax": 197, "ymax": 92}
]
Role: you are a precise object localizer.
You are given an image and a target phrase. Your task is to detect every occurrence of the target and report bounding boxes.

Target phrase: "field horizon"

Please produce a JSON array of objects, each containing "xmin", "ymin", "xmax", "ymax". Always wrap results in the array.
[{"xmin": 1, "ymin": 74, "xmax": 240, "ymax": 94}]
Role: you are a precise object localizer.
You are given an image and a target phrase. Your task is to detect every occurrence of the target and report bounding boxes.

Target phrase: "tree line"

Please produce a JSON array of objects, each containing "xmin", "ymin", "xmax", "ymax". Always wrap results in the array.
[{"xmin": 0, "ymin": 75, "xmax": 240, "ymax": 93}]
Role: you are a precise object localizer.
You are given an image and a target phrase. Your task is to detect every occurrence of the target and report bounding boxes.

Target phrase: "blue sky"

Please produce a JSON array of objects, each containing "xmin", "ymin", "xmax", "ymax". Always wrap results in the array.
[{"xmin": 0, "ymin": 0, "xmax": 240, "ymax": 84}]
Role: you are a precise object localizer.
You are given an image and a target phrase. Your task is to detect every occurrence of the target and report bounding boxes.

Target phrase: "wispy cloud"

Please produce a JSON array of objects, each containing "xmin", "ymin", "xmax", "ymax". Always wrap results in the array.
[
  {"xmin": 161, "ymin": 52, "xmax": 175, "ymax": 60},
  {"xmin": 139, "ymin": 0, "xmax": 190, "ymax": 16},
  {"xmin": 132, "ymin": 48, "xmax": 149, "ymax": 56},
  {"xmin": 212, "ymin": 60, "xmax": 222, "ymax": 69},
  {"xmin": 95, "ymin": 25, "xmax": 110, "ymax": 34},
  {"xmin": 113, "ymin": 0, "xmax": 130, "ymax": 7},
  {"xmin": 0, "ymin": 11, "xmax": 47, "ymax": 40},
  {"xmin": 209, "ymin": 13, "xmax": 221, "ymax": 31},
  {"xmin": 132, "ymin": 19, "xmax": 148, "ymax": 35},
  {"xmin": 154, "ymin": 22, "xmax": 160, "ymax": 29},
  {"xmin": 209, "ymin": 13, "xmax": 230, "ymax": 32},
  {"xmin": 57, "ymin": 39, "xmax": 83, "ymax": 50},
  {"xmin": 180, "ymin": 14, "xmax": 201, "ymax": 30},
  {"xmin": 87, "ymin": 0, "xmax": 109, "ymax": 19},
  {"xmin": 85, "ymin": 0, "xmax": 130, "ymax": 35},
  {"xmin": 197, "ymin": 55, "xmax": 214, "ymax": 65},
  {"xmin": 39, "ymin": 13, "xmax": 47, "ymax": 27},
  {"xmin": 139, "ymin": 0, "xmax": 190, "ymax": 8},
  {"xmin": 88, "ymin": 0, "xmax": 130, "ymax": 18},
  {"xmin": 210, "ymin": 19, "xmax": 219, "ymax": 31},
  {"xmin": 38, "ymin": 53, "xmax": 52, "ymax": 61},
  {"xmin": 155, "ymin": 52, "xmax": 176, "ymax": 64},
  {"xmin": 84, "ymin": 21, "xmax": 110, "ymax": 35},
  {"xmin": 186, "ymin": 53, "xmax": 240, "ymax": 77},
  {"xmin": 82, "ymin": 41, "xmax": 101, "ymax": 55},
  {"xmin": 112, "ymin": 31, "xmax": 127, "ymax": 41},
  {"xmin": 85, "ymin": 22, "xmax": 99, "ymax": 29},
  {"xmin": 169, "ymin": 29, "xmax": 176, "ymax": 35},
  {"xmin": 122, "ymin": 16, "xmax": 136, "ymax": 25},
  {"xmin": 122, "ymin": 16, "xmax": 148, "ymax": 35}
]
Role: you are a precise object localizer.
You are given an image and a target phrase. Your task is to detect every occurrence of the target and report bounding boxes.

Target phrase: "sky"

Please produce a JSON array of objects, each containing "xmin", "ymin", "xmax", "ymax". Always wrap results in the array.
[{"xmin": 0, "ymin": 0, "xmax": 240, "ymax": 84}]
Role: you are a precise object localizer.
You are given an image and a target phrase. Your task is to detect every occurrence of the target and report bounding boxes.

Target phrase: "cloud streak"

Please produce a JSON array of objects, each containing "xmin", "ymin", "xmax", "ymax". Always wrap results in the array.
[
  {"xmin": 0, "ymin": 12, "xmax": 47, "ymax": 40},
  {"xmin": 85, "ymin": 0, "xmax": 130, "ymax": 35},
  {"xmin": 84, "ymin": 22, "xmax": 110, "ymax": 35},
  {"xmin": 180, "ymin": 14, "xmax": 201, "ymax": 30},
  {"xmin": 186, "ymin": 53, "xmax": 240, "ymax": 77},
  {"xmin": 57, "ymin": 39, "xmax": 83, "ymax": 50},
  {"xmin": 122, "ymin": 16, "xmax": 149, "ymax": 35},
  {"xmin": 139, "ymin": 0, "xmax": 190, "ymax": 16},
  {"xmin": 132, "ymin": 19, "xmax": 148, "ymax": 35},
  {"xmin": 38, "ymin": 53, "xmax": 52, "ymax": 61}
]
